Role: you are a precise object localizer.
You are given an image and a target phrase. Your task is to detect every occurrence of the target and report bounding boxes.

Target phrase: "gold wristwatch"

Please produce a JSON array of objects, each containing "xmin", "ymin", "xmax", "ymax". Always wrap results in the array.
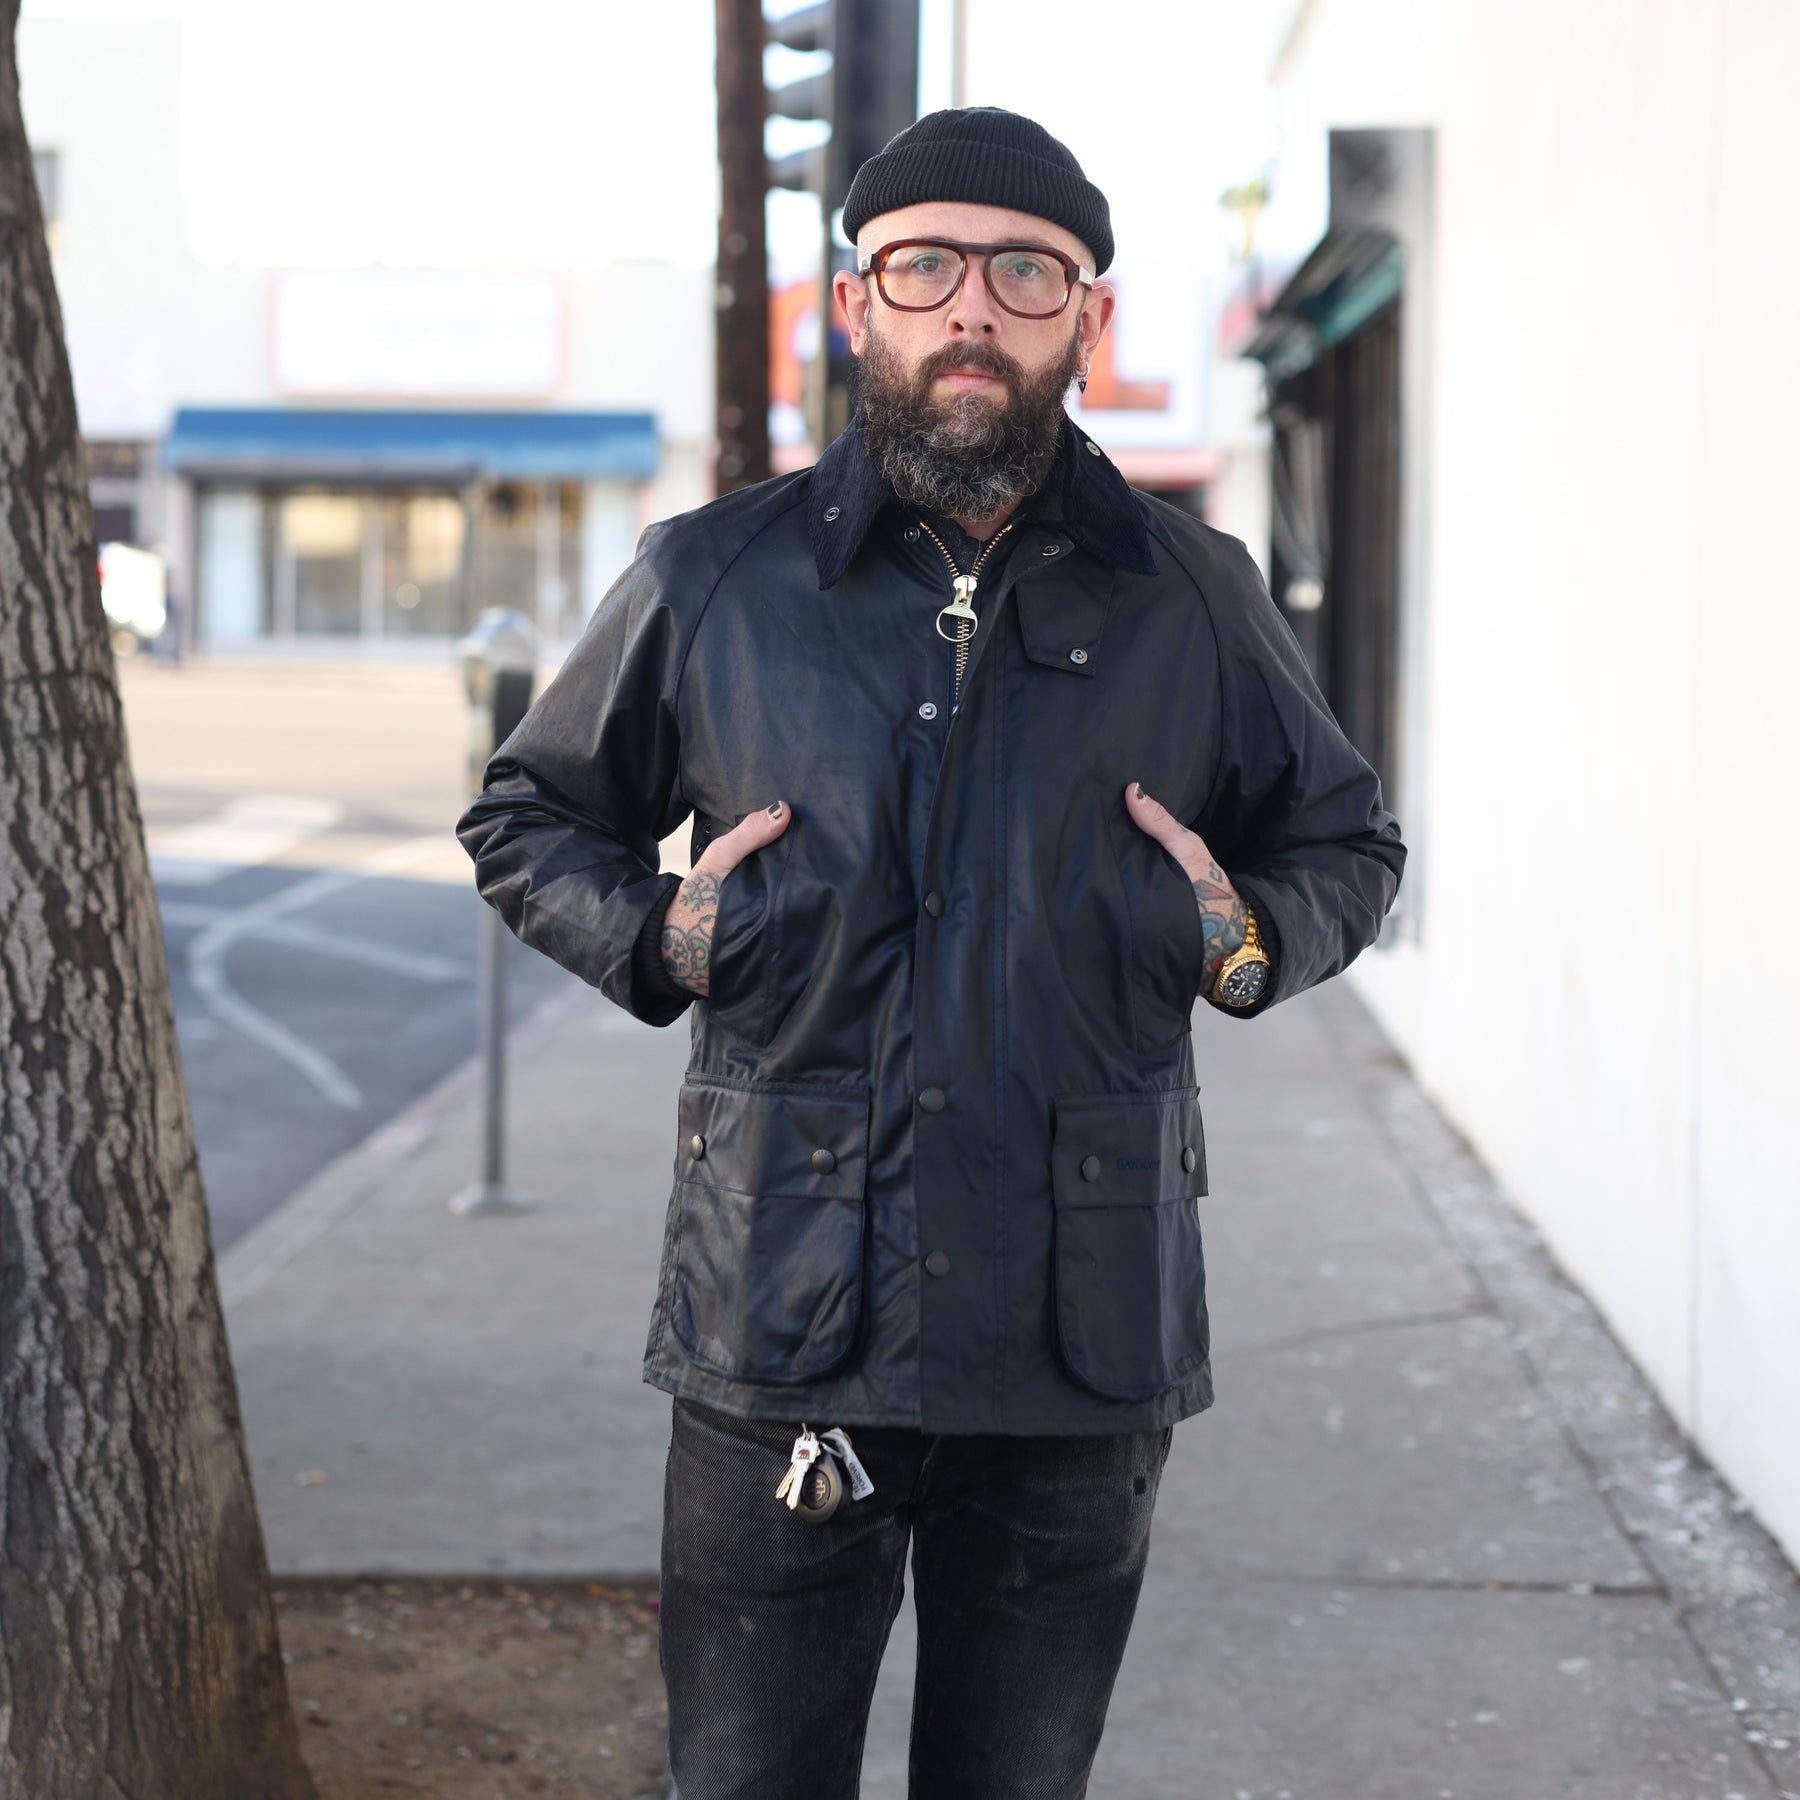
[{"xmin": 1209, "ymin": 907, "xmax": 1271, "ymax": 1008}]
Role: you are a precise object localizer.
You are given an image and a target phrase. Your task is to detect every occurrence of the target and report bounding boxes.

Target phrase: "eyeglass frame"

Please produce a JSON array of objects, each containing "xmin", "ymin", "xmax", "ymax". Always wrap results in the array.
[{"xmin": 855, "ymin": 237, "xmax": 1098, "ymax": 320}]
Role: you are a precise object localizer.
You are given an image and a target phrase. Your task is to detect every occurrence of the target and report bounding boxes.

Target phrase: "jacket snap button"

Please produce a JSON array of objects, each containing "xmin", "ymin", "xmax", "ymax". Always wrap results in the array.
[
  {"xmin": 690, "ymin": 1134, "xmax": 706, "ymax": 1159},
  {"xmin": 824, "ymin": 505, "xmax": 841, "ymax": 522},
  {"xmin": 1041, "ymin": 542, "xmax": 1060, "ymax": 556},
  {"xmin": 1068, "ymin": 647, "xmax": 1089, "ymax": 665},
  {"xmin": 1182, "ymin": 1145, "xmax": 1197, "ymax": 1173},
  {"xmin": 811, "ymin": 1148, "xmax": 836, "ymax": 1174},
  {"xmin": 1086, "ymin": 440, "xmax": 1102, "ymax": 456},
  {"xmin": 918, "ymin": 701, "xmax": 938, "ymax": 720},
  {"xmin": 924, "ymin": 1250, "xmax": 951, "ymax": 1278},
  {"xmin": 1080, "ymin": 1154, "xmax": 1101, "ymax": 1181},
  {"xmin": 904, "ymin": 526, "xmax": 920, "ymax": 542},
  {"xmin": 923, "ymin": 890, "xmax": 944, "ymax": 917},
  {"xmin": 919, "ymin": 1087, "xmax": 946, "ymax": 1114}
]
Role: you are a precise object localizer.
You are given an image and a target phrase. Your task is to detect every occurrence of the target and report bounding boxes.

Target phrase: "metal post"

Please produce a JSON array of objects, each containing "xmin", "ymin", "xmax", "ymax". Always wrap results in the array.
[
  {"xmin": 452, "ymin": 899, "xmax": 522, "ymax": 1214},
  {"xmin": 451, "ymin": 604, "xmax": 539, "ymax": 1217}
]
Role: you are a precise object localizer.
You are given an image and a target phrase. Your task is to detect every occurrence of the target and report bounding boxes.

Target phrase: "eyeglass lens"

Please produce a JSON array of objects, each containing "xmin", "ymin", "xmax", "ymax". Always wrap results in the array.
[{"xmin": 881, "ymin": 244, "xmax": 1071, "ymax": 317}]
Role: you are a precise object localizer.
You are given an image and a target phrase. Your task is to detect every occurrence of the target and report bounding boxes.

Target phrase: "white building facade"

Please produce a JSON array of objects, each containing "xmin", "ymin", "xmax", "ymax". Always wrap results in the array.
[
  {"xmin": 1216, "ymin": 0, "xmax": 1800, "ymax": 1564},
  {"xmin": 19, "ymin": 13, "xmax": 714, "ymax": 653}
]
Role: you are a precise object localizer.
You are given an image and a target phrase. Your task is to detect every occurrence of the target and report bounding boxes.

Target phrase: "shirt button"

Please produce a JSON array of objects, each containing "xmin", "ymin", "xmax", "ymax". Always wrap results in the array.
[
  {"xmin": 812, "ymin": 1148, "xmax": 837, "ymax": 1174},
  {"xmin": 924, "ymin": 1250, "xmax": 951, "ymax": 1278},
  {"xmin": 1086, "ymin": 440, "xmax": 1102, "ymax": 457},
  {"xmin": 1080, "ymin": 1154, "xmax": 1101, "ymax": 1181},
  {"xmin": 824, "ymin": 505, "xmax": 841, "ymax": 522},
  {"xmin": 917, "ymin": 701, "xmax": 938, "ymax": 720},
  {"xmin": 918, "ymin": 1087, "xmax": 946, "ymax": 1114},
  {"xmin": 690, "ymin": 1134, "xmax": 706, "ymax": 1159},
  {"xmin": 1041, "ymin": 542, "xmax": 1061, "ymax": 557},
  {"xmin": 1182, "ymin": 1145, "xmax": 1197, "ymax": 1173},
  {"xmin": 1068, "ymin": 647, "xmax": 1089, "ymax": 665},
  {"xmin": 923, "ymin": 891, "xmax": 944, "ymax": 917}
]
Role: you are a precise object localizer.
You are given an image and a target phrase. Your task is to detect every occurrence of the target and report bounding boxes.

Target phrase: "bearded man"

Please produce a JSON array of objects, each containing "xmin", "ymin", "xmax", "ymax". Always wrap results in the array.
[{"xmin": 459, "ymin": 107, "xmax": 1404, "ymax": 1799}]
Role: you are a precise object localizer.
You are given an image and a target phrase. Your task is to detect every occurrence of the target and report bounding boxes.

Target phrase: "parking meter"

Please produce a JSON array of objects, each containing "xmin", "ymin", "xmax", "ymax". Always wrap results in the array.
[
  {"xmin": 458, "ymin": 607, "xmax": 539, "ymax": 796},
  {"xmin": 452, "ymin": 606, "xmax": 538, "ymax": 1217}
]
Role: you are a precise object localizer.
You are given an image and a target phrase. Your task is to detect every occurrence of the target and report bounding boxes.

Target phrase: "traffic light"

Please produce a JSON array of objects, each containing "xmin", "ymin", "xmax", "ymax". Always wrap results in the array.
[
  {"xmin": 767, "ymin": 1, "xmax": 918, "ymax": 215},
  {"xmin": 765, "ymin": 0, "xmax": 920, "ymax": 445}
]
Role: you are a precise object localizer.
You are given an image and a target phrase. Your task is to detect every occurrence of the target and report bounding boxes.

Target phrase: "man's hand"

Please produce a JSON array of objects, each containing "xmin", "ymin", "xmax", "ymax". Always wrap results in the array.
[
  {"xmin": 1124, "ymin": 782, "xmax": 1247, "ymax": 992},
  {"xmin": 661, "ymin": 800, "xmax": 793, "ymax": 997}
]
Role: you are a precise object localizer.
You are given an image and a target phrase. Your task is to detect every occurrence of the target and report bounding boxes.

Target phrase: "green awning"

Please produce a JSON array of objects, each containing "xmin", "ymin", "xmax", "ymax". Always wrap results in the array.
[{"xmin": 1241, "ymin": 229, "xmax": 1405, "ymax": 381}]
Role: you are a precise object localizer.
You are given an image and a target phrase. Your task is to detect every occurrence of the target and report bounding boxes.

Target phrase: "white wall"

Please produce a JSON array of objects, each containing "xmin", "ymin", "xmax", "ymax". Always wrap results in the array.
[{"xmin": 1270, "ymin": 0, "xmax": 1800, "ymax": 1565}]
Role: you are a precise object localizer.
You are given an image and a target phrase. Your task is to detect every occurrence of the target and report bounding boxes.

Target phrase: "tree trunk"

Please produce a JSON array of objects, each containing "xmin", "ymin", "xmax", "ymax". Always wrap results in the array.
[{"xmin": 0, "ymin": 9, "xmax": 317, "ymax": 1795}]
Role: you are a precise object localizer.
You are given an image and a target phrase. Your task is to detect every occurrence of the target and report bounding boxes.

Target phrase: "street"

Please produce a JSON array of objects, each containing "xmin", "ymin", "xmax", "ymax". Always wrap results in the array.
[{"xmin": 119, "ymin": 655, "xmax": 632, "ymax": 1252}]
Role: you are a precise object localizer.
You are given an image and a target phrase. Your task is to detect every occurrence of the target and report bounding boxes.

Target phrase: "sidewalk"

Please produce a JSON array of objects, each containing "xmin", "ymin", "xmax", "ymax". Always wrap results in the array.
[{"xmin": 222, "ymin": 979, "xmax": 1800, "ymax": 1799}]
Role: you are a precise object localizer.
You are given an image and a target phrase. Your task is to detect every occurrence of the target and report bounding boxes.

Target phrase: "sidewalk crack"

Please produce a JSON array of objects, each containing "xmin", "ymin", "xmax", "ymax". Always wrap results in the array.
[
  {"xmin": 1234, "ymin": 1569, "xmax": 1666, "ymax": 1597},
  {"xmin": 1221, "ymin": 1300, "xmax": 1495, "ymax": 1359}
]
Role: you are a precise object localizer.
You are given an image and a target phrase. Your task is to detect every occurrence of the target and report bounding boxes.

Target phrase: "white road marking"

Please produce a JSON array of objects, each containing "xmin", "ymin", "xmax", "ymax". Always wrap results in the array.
[
  {"xmin": 158, "ymin": 902, "xmax": 465, "ymax": 984},
  {"xmin": 148, "ymin": 795, "xmax": 344, "ymax": 887},
  {"xmin": 183, "ymin": 835, "xmax": 455, "ymax": 1112}
]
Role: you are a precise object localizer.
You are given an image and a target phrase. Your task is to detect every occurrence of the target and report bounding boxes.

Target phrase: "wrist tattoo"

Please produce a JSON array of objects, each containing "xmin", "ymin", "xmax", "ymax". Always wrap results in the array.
[
  {"xmin": 662, "ymin": 869, "xmax": 721, "ymax": 996},
  {"xmin": 1191, "ymin": 856, "xmax": 1248, "ymax": 985}
]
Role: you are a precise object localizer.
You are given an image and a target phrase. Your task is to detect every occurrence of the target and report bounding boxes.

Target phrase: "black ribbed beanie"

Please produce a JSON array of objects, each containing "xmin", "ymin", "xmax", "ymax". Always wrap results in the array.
[{"xmin": 840, "ymin": 107, "xmax": 1114, "ymax": 275}]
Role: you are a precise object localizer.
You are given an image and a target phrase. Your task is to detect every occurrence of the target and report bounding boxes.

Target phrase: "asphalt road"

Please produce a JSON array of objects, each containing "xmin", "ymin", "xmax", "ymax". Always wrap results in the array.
[{"xmin": 119, "ymin": 654, "xmax": 679, "ymax": 1254}]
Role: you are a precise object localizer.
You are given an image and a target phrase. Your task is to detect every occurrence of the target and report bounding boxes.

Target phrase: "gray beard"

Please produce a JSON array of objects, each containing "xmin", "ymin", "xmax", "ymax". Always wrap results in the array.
[{"xmin": 852, "ymin": 327, "xmax": 1081, "ymax": 522}]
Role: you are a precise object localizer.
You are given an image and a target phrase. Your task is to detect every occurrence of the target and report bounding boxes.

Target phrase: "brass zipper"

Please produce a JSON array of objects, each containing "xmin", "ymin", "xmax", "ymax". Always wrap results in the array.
[{"xmin": 915, "ymin": 518, "xmax": 1016, "ymax": 709}]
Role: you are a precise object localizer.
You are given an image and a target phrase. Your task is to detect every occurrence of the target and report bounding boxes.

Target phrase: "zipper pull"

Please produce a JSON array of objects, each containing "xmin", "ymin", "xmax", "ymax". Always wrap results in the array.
[{"xmin": 935, "ymin": 573, "xmax": 979, "ymax": 641}]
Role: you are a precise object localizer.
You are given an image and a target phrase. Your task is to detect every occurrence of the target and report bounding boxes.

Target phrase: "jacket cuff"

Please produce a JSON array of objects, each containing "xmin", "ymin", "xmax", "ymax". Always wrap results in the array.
[
  {"xmin": 629, "ymin": 871, "xmax": 693, "ymax": 1023},
  {"xmin": 1203, "ymin": 874, "xmax": 1286, "ymax": 1022}
]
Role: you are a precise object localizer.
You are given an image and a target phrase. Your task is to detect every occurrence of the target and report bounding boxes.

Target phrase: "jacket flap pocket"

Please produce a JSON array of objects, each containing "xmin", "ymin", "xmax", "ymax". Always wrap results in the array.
[
  {"xmin": 1013, "ymin": 556, "xmax": 1118, "ymax": 676},
  {"xmin": 670, "ymin": 1078, "xmax": 872, "ymax": 1386},
  {"xmin": 1049, "ymin": 1087, "xmax": 1210, "ymax": 1403},
  {"xmin": 1051, "ymin": 1087, "xmax": 1206, "ymax": 1207},
  {"xmin": 677, "ymin": 1077, "xmax": 869, "ymax": 1199}
]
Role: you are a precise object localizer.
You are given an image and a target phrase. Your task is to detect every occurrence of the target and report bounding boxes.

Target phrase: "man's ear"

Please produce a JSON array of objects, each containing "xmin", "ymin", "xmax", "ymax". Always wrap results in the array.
[
  {"xmin": 1078, "ymin": 279, "xmax": 1117, "ymax": 364},
  {"xmin": 834, "ymin": 269, "xmax": 872, "ymax": 357}
]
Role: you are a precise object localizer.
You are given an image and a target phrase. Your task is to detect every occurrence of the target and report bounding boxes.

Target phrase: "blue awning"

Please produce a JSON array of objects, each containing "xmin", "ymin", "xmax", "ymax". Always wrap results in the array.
[{"xmin": 163, "ymin": 407, "xmax": 659, "ymax": 484}]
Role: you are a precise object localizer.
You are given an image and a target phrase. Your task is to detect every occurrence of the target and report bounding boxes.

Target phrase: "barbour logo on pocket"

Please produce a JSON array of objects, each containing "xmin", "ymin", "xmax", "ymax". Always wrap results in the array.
[{"xmin": 1114, "ymin": 1155, "xmax": 1159, "ymax": 1172}]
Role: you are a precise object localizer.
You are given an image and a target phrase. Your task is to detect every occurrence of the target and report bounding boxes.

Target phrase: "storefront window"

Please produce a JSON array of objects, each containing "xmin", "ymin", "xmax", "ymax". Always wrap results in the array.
[
  {"xmin": 280, "ymin": 494, "xmax": 362, "ymax": 636},
  {"xmin": 381, "ymin": 494, "xmax": 467, "ymax": 637},
  {"xmin": 198, "ymin": 478, "xmax": 606, "ymax": 645}
]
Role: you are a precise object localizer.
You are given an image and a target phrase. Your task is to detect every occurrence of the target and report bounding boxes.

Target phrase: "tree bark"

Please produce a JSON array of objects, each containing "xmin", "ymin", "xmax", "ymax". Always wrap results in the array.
[{"xmin": 0, "ymin": 8, "xmax": 316, "ymax": 1795}]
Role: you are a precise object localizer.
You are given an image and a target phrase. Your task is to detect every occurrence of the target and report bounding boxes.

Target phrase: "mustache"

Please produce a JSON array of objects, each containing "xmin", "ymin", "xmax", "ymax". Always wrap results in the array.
[{"xmin": 913, "ymin": 340, "xmax": 1026, "ymax": 392}]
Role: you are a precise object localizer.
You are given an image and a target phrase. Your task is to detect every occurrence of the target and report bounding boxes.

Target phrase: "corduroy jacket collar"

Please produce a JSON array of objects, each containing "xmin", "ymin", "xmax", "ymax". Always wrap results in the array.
[{"xmin": 807, "ymin": 413, "xmax": 1157, "ymax": 589}]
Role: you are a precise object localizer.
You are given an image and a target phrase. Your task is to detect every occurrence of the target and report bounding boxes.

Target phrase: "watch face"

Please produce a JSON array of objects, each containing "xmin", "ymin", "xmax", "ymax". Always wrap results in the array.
[{"xmin": 1219, "ymin": 960, "xmax": 1270, "ymax": 1007}]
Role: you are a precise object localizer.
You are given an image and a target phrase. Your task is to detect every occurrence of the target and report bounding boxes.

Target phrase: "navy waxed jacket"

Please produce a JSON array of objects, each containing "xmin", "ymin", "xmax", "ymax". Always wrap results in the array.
[{"xmin": 457, "ymin": 417, "xmax": 1405, "ymax": 1435}]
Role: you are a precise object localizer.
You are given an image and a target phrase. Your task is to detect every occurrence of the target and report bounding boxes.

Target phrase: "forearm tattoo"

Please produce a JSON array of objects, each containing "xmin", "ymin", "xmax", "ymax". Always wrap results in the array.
[
  {"xmin": 662, "ymin": 869, "xmax": 721, "ymax": 996},
  {"xmin": 1191, "ymin": 854, "xmax": 1248, "ymax": 986}
]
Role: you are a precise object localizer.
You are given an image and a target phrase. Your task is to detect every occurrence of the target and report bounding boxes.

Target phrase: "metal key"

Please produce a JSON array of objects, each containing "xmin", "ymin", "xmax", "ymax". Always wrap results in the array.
[{"xmin": 774, "ymin": 1427, "xmax": 822, "ymax": 1510}]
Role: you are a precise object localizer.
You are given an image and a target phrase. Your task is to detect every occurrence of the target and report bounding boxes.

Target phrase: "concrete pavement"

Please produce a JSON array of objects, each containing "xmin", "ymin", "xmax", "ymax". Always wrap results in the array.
[{"xmin": 222, "ymin": 979, "xmax": 1800, "ymax": 1799}]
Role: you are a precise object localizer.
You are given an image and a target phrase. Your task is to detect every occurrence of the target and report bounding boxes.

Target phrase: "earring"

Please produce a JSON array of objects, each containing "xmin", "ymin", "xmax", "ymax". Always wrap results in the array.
[{"xmin": 1076, "ymin": 362, "xmax": 1090, "ymax": 394}]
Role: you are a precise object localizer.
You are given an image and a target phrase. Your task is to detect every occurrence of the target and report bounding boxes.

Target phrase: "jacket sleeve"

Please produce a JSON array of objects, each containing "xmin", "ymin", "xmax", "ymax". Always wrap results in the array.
[
  {"xmin": 1194, "ymin": 537, "xmax": 1406, "ymax": 1019},
  {"xmin": 455, "ymin": 530, "xmax": 696, "ymax": 1027}
]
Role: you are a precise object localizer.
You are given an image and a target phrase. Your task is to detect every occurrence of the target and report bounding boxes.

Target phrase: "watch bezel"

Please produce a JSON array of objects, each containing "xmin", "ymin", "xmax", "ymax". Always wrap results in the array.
[{"xmin": 1215, "ymin": 956, "xmax": 1270, "ymax": 1007}]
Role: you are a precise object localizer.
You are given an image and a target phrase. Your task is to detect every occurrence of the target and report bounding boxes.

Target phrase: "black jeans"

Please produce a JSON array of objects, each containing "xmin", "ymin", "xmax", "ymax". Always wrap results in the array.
[{"xmin": 659, "ymin": 1397, "xmax": 1174, "ymax": 1799}]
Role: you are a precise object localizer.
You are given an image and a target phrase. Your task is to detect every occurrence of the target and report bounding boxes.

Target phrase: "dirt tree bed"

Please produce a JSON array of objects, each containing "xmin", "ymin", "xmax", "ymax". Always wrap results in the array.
[{"xmin": 275, "ymin": 1579, "xmax": 670, "ymax": 1798}]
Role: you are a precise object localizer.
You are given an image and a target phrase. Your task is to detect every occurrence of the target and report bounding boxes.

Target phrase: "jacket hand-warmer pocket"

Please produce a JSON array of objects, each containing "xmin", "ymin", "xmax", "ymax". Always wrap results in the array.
[
  {"xmin": 670, "ymin": 1077, "xmax": 871, "ymax": 1383},
  {"xmin": 1050, "ymin": 1087, "xmax": 1209, "ymax": 1402}
]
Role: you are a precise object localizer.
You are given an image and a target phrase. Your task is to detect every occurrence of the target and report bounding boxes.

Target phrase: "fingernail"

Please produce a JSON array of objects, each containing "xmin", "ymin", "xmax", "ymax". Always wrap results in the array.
[
  {"xmin": 766, "ymin": 800, "xmax": 783, "ymax": 817},
  {"xmin": 1133, "ymin": 783, "xmax": 1145, "ymax": 801}
]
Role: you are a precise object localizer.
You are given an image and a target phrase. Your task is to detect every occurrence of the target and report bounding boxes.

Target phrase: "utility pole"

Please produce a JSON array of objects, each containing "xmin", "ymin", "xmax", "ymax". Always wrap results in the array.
[{"xmin": 715, "ymin": 0, "xmax": 771, "ymax": 493}]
